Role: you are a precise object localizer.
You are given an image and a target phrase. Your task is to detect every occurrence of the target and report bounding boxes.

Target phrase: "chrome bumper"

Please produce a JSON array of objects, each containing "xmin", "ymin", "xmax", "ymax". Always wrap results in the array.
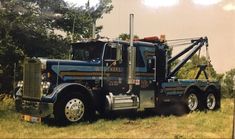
[{"xmin": 15, "ymin": 98, "xmax": 54, "ymax": 118}]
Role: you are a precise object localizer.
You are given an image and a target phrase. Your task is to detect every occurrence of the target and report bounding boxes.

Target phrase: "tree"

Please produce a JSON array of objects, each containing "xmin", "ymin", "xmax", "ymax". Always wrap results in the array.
[
  {"xmin": 174, "ymin": 55, "xmax": 218, "ymax": 80},
  {"xmin": 222, "ymin": 68, "xmax": 235, "ymax": 97},
  {"xmin": 118, "ymin": 33, "xmax": 139, "ymax": 41},
  {"xmin": 0, "ymin": 0, "xmax": 113, "ymax": 92},
  {"xmin": 55, "ymin": 0, "xmax": 113, "ymax": 40},
  {"xmin": 0, "ymin": 0, "xmax": 69, "ymax": 58},
  {"xmin": 0, "ymin": 35, "xmax": 24, "ymax": 91}
]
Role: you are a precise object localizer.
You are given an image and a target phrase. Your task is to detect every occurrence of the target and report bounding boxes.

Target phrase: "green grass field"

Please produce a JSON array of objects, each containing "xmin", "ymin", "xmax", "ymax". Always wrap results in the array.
[{"xmin": 0, "ymin": 97, "xmax": 233, "ymax": 138}]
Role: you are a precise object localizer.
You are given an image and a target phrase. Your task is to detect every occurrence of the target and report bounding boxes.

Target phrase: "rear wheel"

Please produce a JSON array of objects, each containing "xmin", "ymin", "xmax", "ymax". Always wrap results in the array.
[
  {"xmin": 205, "ymin": 88, "xmax": 219, "ymax": 110},
  {"xmin": 54, "ymin": 93, "xmax": 90, "ymax": 124},
  {"xmin": 184, "ymin": 88, "xmax": 203, "ymax": 111}
]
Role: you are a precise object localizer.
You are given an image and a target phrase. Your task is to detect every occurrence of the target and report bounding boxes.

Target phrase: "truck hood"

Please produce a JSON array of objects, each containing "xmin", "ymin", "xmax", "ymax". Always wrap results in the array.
[
  {"xmin": 39, "ymin": 58, "xmax": 102, "ymax": 79},
  {"xmin": 39, "ymin": 58, "xmax": 101, "ymax": 68}
]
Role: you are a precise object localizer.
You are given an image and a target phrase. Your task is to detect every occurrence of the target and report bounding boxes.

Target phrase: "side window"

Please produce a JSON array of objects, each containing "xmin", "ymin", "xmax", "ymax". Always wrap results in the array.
[
  {"xmin": 136, "ymin": 47, "xmax": 145, "ymax": 67},
  {"xmin": 73, "ymin": 49, "xmax": 90, "ymax": 60},
  {"xmin": 147, "ymin": 58, "xmax": 155, "ymax": 72},
  {"xmin": 104, "ymin": 46, "xmax": 117, "ymax": 60}
]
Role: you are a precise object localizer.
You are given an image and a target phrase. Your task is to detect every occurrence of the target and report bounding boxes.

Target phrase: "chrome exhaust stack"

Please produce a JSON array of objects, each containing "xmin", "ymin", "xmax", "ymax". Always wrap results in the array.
[
  {"xmin": 127, "ymin": 13, "xmax": 136, "ymax": 86},
  {"xmin": 105, "ymin": 14, "xmax": 139, "ymax": 111},
  {"xmin": 126, "ymin": 13, "xmax": 136, "ymax": 94}
]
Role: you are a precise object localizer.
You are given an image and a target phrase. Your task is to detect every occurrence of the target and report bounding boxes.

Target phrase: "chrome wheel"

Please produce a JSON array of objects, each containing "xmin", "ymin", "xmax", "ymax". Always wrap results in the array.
[
  {"xmin": 187, "ymin": 93, "xmax": 198, "ymax": 111},
  {"xmin": 206, "ymin": 93, "xmax": 216, "ymax": 110},
  {"xmin": 65, "ymin": 98, "xmax": 85, "ymax": 122}
]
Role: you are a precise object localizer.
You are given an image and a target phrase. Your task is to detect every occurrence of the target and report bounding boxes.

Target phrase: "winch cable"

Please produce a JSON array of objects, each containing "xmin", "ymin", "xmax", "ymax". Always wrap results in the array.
[
  {"xmin": 166, "ymin": 37, "xmax": 201, "ymax": 47},
  {"xmin": 166, "ymin": 37, "xmax": 201, "ymax": 42},
  {"xmin": 205, "ymin": 46, "xmax": 212, "ymax": 79},
  {"xmin": 192, "ymin": 48, "xmax": 202, "ymax": 78},
  {"xmin": 167, "ymin": 42, "xmax": 192, "ymax": 47}
]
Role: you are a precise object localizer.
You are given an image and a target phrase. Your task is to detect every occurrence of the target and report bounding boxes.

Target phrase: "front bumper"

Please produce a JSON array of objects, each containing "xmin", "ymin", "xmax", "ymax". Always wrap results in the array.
[{"xmin": 15, "ymin": 98, "xmax": 54, "ymax": 118}]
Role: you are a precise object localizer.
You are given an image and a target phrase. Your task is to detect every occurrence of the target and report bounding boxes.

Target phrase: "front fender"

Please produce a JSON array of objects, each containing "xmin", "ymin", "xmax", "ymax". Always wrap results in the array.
[{"xmin": 41, "ymin": 83, "xmax": 92, "ymax": 103}]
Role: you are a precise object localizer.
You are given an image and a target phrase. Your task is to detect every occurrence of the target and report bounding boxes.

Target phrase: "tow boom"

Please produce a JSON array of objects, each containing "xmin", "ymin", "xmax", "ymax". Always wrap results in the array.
[{"xmin": 167, "ymin": 37, "xmax": 208, "ymax": 79}]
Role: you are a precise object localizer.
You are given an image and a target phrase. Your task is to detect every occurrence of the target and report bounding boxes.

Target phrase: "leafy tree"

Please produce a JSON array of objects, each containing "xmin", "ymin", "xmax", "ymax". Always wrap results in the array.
[
  {"xmin": 174, "ymin": 55, "xmax": 217, "ymax": 80},
  {"xmin": 0, "ymin": 35, "xmax": 24, "ymax": 91},
  {"xmin": 23, "ymin": 0, "xmax": 67, "ymax": 12},
  {"xmin": 118, "ymin": 33, "xmax": 139, "ymax": 41},
  {"xmin": 55, "ymin": 0, "xmax": 113, "ymax": 40},
  {"xmin": 0, "ymin": 0, "xmax": 113, "ymax": 92},
  {"xmin": 0, "ymin": 0, "xmax": 69, "ymax": 57},
  {"xmin": 222, "ymin": 68, "xmax": 235, "ymax": 97}
]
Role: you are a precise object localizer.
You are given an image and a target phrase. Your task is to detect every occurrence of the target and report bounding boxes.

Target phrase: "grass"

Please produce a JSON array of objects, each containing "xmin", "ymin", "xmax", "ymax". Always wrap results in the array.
[{"xmin": 0, "ymin": 96, "xmax": 233, "ymax": 138}]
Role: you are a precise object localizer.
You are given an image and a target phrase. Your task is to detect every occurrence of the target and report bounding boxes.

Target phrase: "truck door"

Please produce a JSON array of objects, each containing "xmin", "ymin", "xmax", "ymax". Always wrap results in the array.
[
  {"xmin": 103, "ymin": 43, "xmax": 128, "ymax": 94},
  {"xmin": 138, "ymin": 46, "xmax": 156, "ymax": 110}
]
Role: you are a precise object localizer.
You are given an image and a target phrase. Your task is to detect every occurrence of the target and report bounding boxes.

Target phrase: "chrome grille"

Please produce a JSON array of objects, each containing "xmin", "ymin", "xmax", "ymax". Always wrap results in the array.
[{"xmin": 23, "ymin": 58, "xmax": 42, "ymax": 100}]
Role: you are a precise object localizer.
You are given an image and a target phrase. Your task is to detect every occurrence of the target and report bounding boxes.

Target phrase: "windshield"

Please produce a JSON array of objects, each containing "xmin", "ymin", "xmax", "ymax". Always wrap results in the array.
[{"xmin": 72, "ymin": 42, "xmax": 105, "ymax": 61}]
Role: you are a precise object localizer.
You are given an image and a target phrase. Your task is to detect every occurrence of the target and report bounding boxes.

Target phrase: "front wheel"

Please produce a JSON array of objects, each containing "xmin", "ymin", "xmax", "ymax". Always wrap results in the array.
[
  {"xmin": 54, "ymin": 93, "xmax": 89, "ymax": 124},
  {"xmin": 64, "ymin": 98, "xmax": 85, "ymax": 122}
]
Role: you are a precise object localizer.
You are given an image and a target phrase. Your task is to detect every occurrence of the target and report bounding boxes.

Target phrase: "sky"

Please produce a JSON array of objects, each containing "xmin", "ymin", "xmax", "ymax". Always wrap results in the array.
[{"xmin": 65, "ymin": 0, "xmax": 235, "ymax": 73}]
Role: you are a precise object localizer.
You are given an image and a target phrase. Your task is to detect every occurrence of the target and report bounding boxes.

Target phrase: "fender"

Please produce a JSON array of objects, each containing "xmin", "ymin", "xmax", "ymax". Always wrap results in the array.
[
  {"xmin": 183, "ymin": 84, "xmax": 203, "ymax": 95},
  {"xmin": 41, "ymin": 83, "xmax": 94, "ymax": 104},
  {"xmin": 204, "ymin": 83, "xmax": 220, "ymax": 92},
  {"xmin": 204, "ymin": 83, "xmax": 221, "ymax": 99}
]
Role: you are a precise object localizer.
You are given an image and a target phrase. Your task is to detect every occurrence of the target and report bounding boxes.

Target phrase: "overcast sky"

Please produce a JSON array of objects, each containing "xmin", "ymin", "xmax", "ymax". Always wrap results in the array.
[{"xmin": 66, "ymin": 0, "xmax": 235, "ymax": 73}]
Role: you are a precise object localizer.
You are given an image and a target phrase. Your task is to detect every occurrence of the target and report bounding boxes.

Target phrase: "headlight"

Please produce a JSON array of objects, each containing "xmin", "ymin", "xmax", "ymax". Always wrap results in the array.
[
  {"xmin": 41, "ymin": 81, "xmax": 51, "ymax": 94},
  {"xmin": 42, "ymin": 72, "xmax": 51, "ymax": 81},
  {"xmin": 41, "ymin": 81, "xmax": 51, "ymax": 89},
  {"xmin": 42, "ymin": 73, "xmax": 47, "ymax": 81},
  {"xmin": 17, "ymin": 81, "xmax": 23, "ymax": 88}
]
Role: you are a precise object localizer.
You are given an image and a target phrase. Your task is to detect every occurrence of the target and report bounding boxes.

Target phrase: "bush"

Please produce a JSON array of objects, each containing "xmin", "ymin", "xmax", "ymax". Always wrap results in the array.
[{"xmin": 221, "ymin": 68, "xmax": 235, "ymax": 98}]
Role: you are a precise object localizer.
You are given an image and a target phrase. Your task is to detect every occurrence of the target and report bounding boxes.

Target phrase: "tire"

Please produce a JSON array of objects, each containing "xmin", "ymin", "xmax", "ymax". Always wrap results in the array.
[
  {"xmin": 184, "ymin": 88, "xmax": 203, "ymax": 112},
  {"xmin": 205, "ymin": 88, "xmax": 219, "ymax": 110},
  {"xmin": 54, "ymin": 93, "xmax": 92, "ymax": 124}
]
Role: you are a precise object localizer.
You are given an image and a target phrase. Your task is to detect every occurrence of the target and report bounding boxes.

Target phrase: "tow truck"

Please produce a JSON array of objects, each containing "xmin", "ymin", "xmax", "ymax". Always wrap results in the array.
[{"xmin": 15, "ymin": 14, "xmax": 220, "ymax": 123}]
